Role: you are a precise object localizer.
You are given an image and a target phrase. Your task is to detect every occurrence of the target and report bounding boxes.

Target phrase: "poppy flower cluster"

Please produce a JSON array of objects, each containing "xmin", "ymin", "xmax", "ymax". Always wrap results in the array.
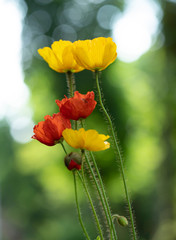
[
  {"xmin": 38, "ymin": 37, "xmax": 117, "ymax": 72},
  {"xmin": 32, "ymin": 91, "xmax": 97, "ymax": 145},
  {"xmin": 33, "ymin": 37, "xmax": 116, "ymax": 170},
  {"xmin": 34, "ymin": 37, "xmax": 137, "ymax": 240},
  {"xmin": 32, "ymin": 91, "xmax": 110, "ymax": 170}
]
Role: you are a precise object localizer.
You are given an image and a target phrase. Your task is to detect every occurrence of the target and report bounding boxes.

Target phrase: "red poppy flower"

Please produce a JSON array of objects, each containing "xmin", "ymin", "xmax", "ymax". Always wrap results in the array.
[
  {"xmin": 55, "ymin": 91, "xmax": 97, "ymax": 120},
  {"xmin": 32, "ymin": 112, "xmax": 71, "ymax": 146}
]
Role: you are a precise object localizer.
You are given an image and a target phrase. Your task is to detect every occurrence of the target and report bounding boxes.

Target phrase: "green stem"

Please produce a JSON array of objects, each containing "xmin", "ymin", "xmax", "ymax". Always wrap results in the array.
[
  {"xmin": 77, "ymin": 170, "xmax": 104, "ymax": 240},
  {"xmin": 81, "ymin": 120, "xmax": 117, "ymax": 240},
  {"xmin": 66, "ymin": 71, "xmax": 75, "ymax": 97},
  {"xmin": 74, "ymin": 120, "xmax": 78, "ymax": 130},
  {"xmin": 73, "ymin": 171, "xmax": 90, "ymax": 240},
  {"xmin": 84, "ymin": 151, "xmax": 115, "ymax": 240},
  {"xmin": 60, "ymin": 142, "xmax": 67, "ymax": 154},
  {"xmin": 90, "ymin": 151, "xmax": 117, "ymax": 240},
  {"xmin": 60, "ymin": 144, "xmax": 90, "ymax": 238},
  {"xmin": 95, "ymin": 71, "xmax": 137, "ymax": 240},
  {"xmin": 66, "ymin": 71, "xmax": 76, "ymax": 129}
]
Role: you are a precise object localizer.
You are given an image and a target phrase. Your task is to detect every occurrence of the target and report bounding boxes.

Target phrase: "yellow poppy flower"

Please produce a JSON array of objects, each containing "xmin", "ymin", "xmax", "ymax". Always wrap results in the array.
[
  {"xmin": 38, "ymin": 40, "xmax": 84, "ymax": 73},
  {"xmin": 62, "ymin": 128, "xmax": 110, "ymax": 151},
  {"xmin": 73, "ymin": 37, "xmax": 117, "ymax": 71}
]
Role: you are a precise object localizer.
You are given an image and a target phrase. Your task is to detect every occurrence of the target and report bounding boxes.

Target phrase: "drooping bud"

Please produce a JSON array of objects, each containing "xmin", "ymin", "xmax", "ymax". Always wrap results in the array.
[
  {"xmin": 64, "ymin": 152, "xmax": 82, "ymax": 171},
  {"xmin": 117, "ymin": 215, "xmax": 128, "ymax": 227},
  {"xmin": 112, "ymin": 214, "xmax": 128, "ymax": 227}
]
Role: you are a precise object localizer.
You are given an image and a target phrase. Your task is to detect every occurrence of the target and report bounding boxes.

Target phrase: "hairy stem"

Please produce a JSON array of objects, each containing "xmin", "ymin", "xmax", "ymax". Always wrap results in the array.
[
  {"xmin": 95, "ymin": 70, "xmax": 137, "ymax": 240},
  {"xmin": 77, "ymin": 169, "xmax": 104, "ymax": 240},
  {"xmin": 81, "ymin": 120, "xmax": 117, "ymax": 239},
  {"xmin": 84, "ymin": 151, "xmax": 116, "ymax": 240},
  {"xmin": 60, "ymin": 144, "xmax": 90, "ymax": 238},
  {"xmin": 90, "ymin": 151, "xmax": 117, "ymax": 240},
  {"xmin": 73, "ymin": 171, "xmax": 91, "ymax": 240},
  {"xmin": 66, "ymin": 71, "xmax": 75, "ymax": 97}
]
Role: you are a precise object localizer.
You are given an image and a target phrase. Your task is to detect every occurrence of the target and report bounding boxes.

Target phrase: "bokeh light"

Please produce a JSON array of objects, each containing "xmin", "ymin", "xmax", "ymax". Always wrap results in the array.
[
  {"xmin": 97, "ymin": 5, "xmax": 120, "ymax": 30},
  {"xmin": 113, "ymin": 0, "xmax": 163, "ymax": 62},
  {"xmin": 52, "ymin": 24, "xmax": 77, "ymax": 41},
  {"xmin": 0, "ymin": 0, "xmax": 33, "ymax": 143}
]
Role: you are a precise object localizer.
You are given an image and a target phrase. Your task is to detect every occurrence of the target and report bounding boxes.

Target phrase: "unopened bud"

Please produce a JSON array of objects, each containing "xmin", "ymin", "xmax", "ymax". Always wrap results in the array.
[
  {"xmin": 117, "ymin": 215, "xmax": 128, "ymax": 227},
  {"xmin": 113, "ymin": 214, "xmax": 128, "ymax": 227},
  {"xmin": 64, "ymin": 152, "xmax": 82, "ymax": 171}
]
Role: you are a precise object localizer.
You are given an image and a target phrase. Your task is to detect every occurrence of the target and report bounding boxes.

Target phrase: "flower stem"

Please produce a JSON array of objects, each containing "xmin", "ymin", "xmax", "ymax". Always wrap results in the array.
[
  {"xmin": 81, "ymin": 120, "xmax": 117, "ymax": 240},
  {"xmin": 73, "ymin": 171, "xmax": 91, "ymax": 240},
  {"xmin": 90, "ymin": 151, "xmax": 117, "ymax": 240},
  {"xmin": 77, "ymin": 169, "xmax": 104, "ymax": 240},
  {"xmin": 66, "ymin": 71, "xmax": 75, "ymax": 97},
  {"xmin": 60, "ymin": 144, "xmax": 90, "ymax": 238},
  {"xmin": 84, "ymin": 151, "xmax": 116, "ymax": 240},
  {"xmin": 74, "ymin": 120, "xmax": 78, "ymax": 130},
  {"xmin": 95, "ymin": 71, "xmax": 137, "ymax": 240},
  {"xmin": 60, "ymin": 142, "xmax": 67, "ymax": 154}
]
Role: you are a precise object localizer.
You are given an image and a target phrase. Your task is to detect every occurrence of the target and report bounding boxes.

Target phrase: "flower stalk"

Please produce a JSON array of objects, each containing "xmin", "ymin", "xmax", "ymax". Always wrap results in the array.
[
  {"xmin": 66, "ymin": 71, "xmax": 75, "ymax": 98},
  {"xmin": 65, "ymin": 70, "xmax": 106, "ymax": 238},
  {"xmin": 77, "ymin": 168, "xmax": 104, "ymax": 240},
  {"xmin": 89, "ymin": 151, "xmax": 117, "ymax": 240},
  {"xmin": 65, "ymin": 71, "xmax": 117, "ymax": 239},
  {"xmin": 95, "ymin": 70, "xmax": 137, "ymax": 240},
  {"xmin": 60, "ymin": 143, "xmax": 90, "ymax": 238},
  {"xmin": 84, "ymin": 151, "xmax": 116, "ymax": 240},
  {"xmin": 65, "ymin": 74, "xmax": 106, "ymax": 238},
  {"xmin": 73, "ymin": 171, "xmax": 91, "ymax": 240},
  {"xmin": 60, "ymin": 142, "xmax": 67, "ymax": 155},
  {"xmin": 80, "ymin": 119, "xmax": 117, "ymax": 240}
]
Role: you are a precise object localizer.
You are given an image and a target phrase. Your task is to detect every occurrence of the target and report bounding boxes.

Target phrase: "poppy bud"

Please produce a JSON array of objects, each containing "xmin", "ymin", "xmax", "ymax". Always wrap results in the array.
[
  {"xmin": 64, "ymin": 152, "xmax": 82, "ymax": 171},
  {"xmin": 113, "ymin": 214, "xmax": 128, "ymax": 227},
  {"xmin": 117, "ymin": 215, "xmax": 128, "ymax": 227}
]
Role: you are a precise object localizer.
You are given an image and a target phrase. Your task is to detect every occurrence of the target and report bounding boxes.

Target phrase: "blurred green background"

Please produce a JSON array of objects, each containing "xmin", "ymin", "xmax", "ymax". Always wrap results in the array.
[{"xmin": 0, "ymin": 0, "xmax": 176, "ymax": 239}]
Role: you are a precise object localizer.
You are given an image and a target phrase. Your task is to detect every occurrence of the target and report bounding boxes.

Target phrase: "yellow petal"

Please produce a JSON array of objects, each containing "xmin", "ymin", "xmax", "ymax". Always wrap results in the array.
[
  {"xmin": 99, "ymin": 134, "xmax": 110, "ymax": 141},
  {"xmin": 62, "ymin": 128, "xmax": 85, "ymax": 149},
  {"xmin": 38, "ymin": 47, "xmax": 62, "ymax": 72},
  {"xmin": 38, "ymin": 40, "xmax": 84, "ymax": 73},
  {"xmin": 91, "ymin": 37, "xmax": 106, "ymax": 67},
  {"xmin": 63, "ymin": 128, "xmax": 110, "ymax": 152},
  {"xmin": 51, "ymin": 40, "xmax": 72, "ymax": 63},
  {"xmin": 84, "ymin": 130, "xmax": 110, "ymax": 151},
  {"xmin": 73, "ymin": 37, "xmax": 117, "ymax": 71},
  {"xmin": 62, "ymin": 45, "xmax": 75, "ymax": 70},
  {"xmin": 61, "ymin": 45, "xmax": 83, "ymax": 72},
  {"xmin": 73, "ymin": 40, "xmax": 93, "ymax": 70},
  {"xmin": 102, "ymin": 38, "xmax": 117, "ymax": 70},
  {"xmin": 104, "ymin": 141, "xmax": 110, "ymax": 150}
]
